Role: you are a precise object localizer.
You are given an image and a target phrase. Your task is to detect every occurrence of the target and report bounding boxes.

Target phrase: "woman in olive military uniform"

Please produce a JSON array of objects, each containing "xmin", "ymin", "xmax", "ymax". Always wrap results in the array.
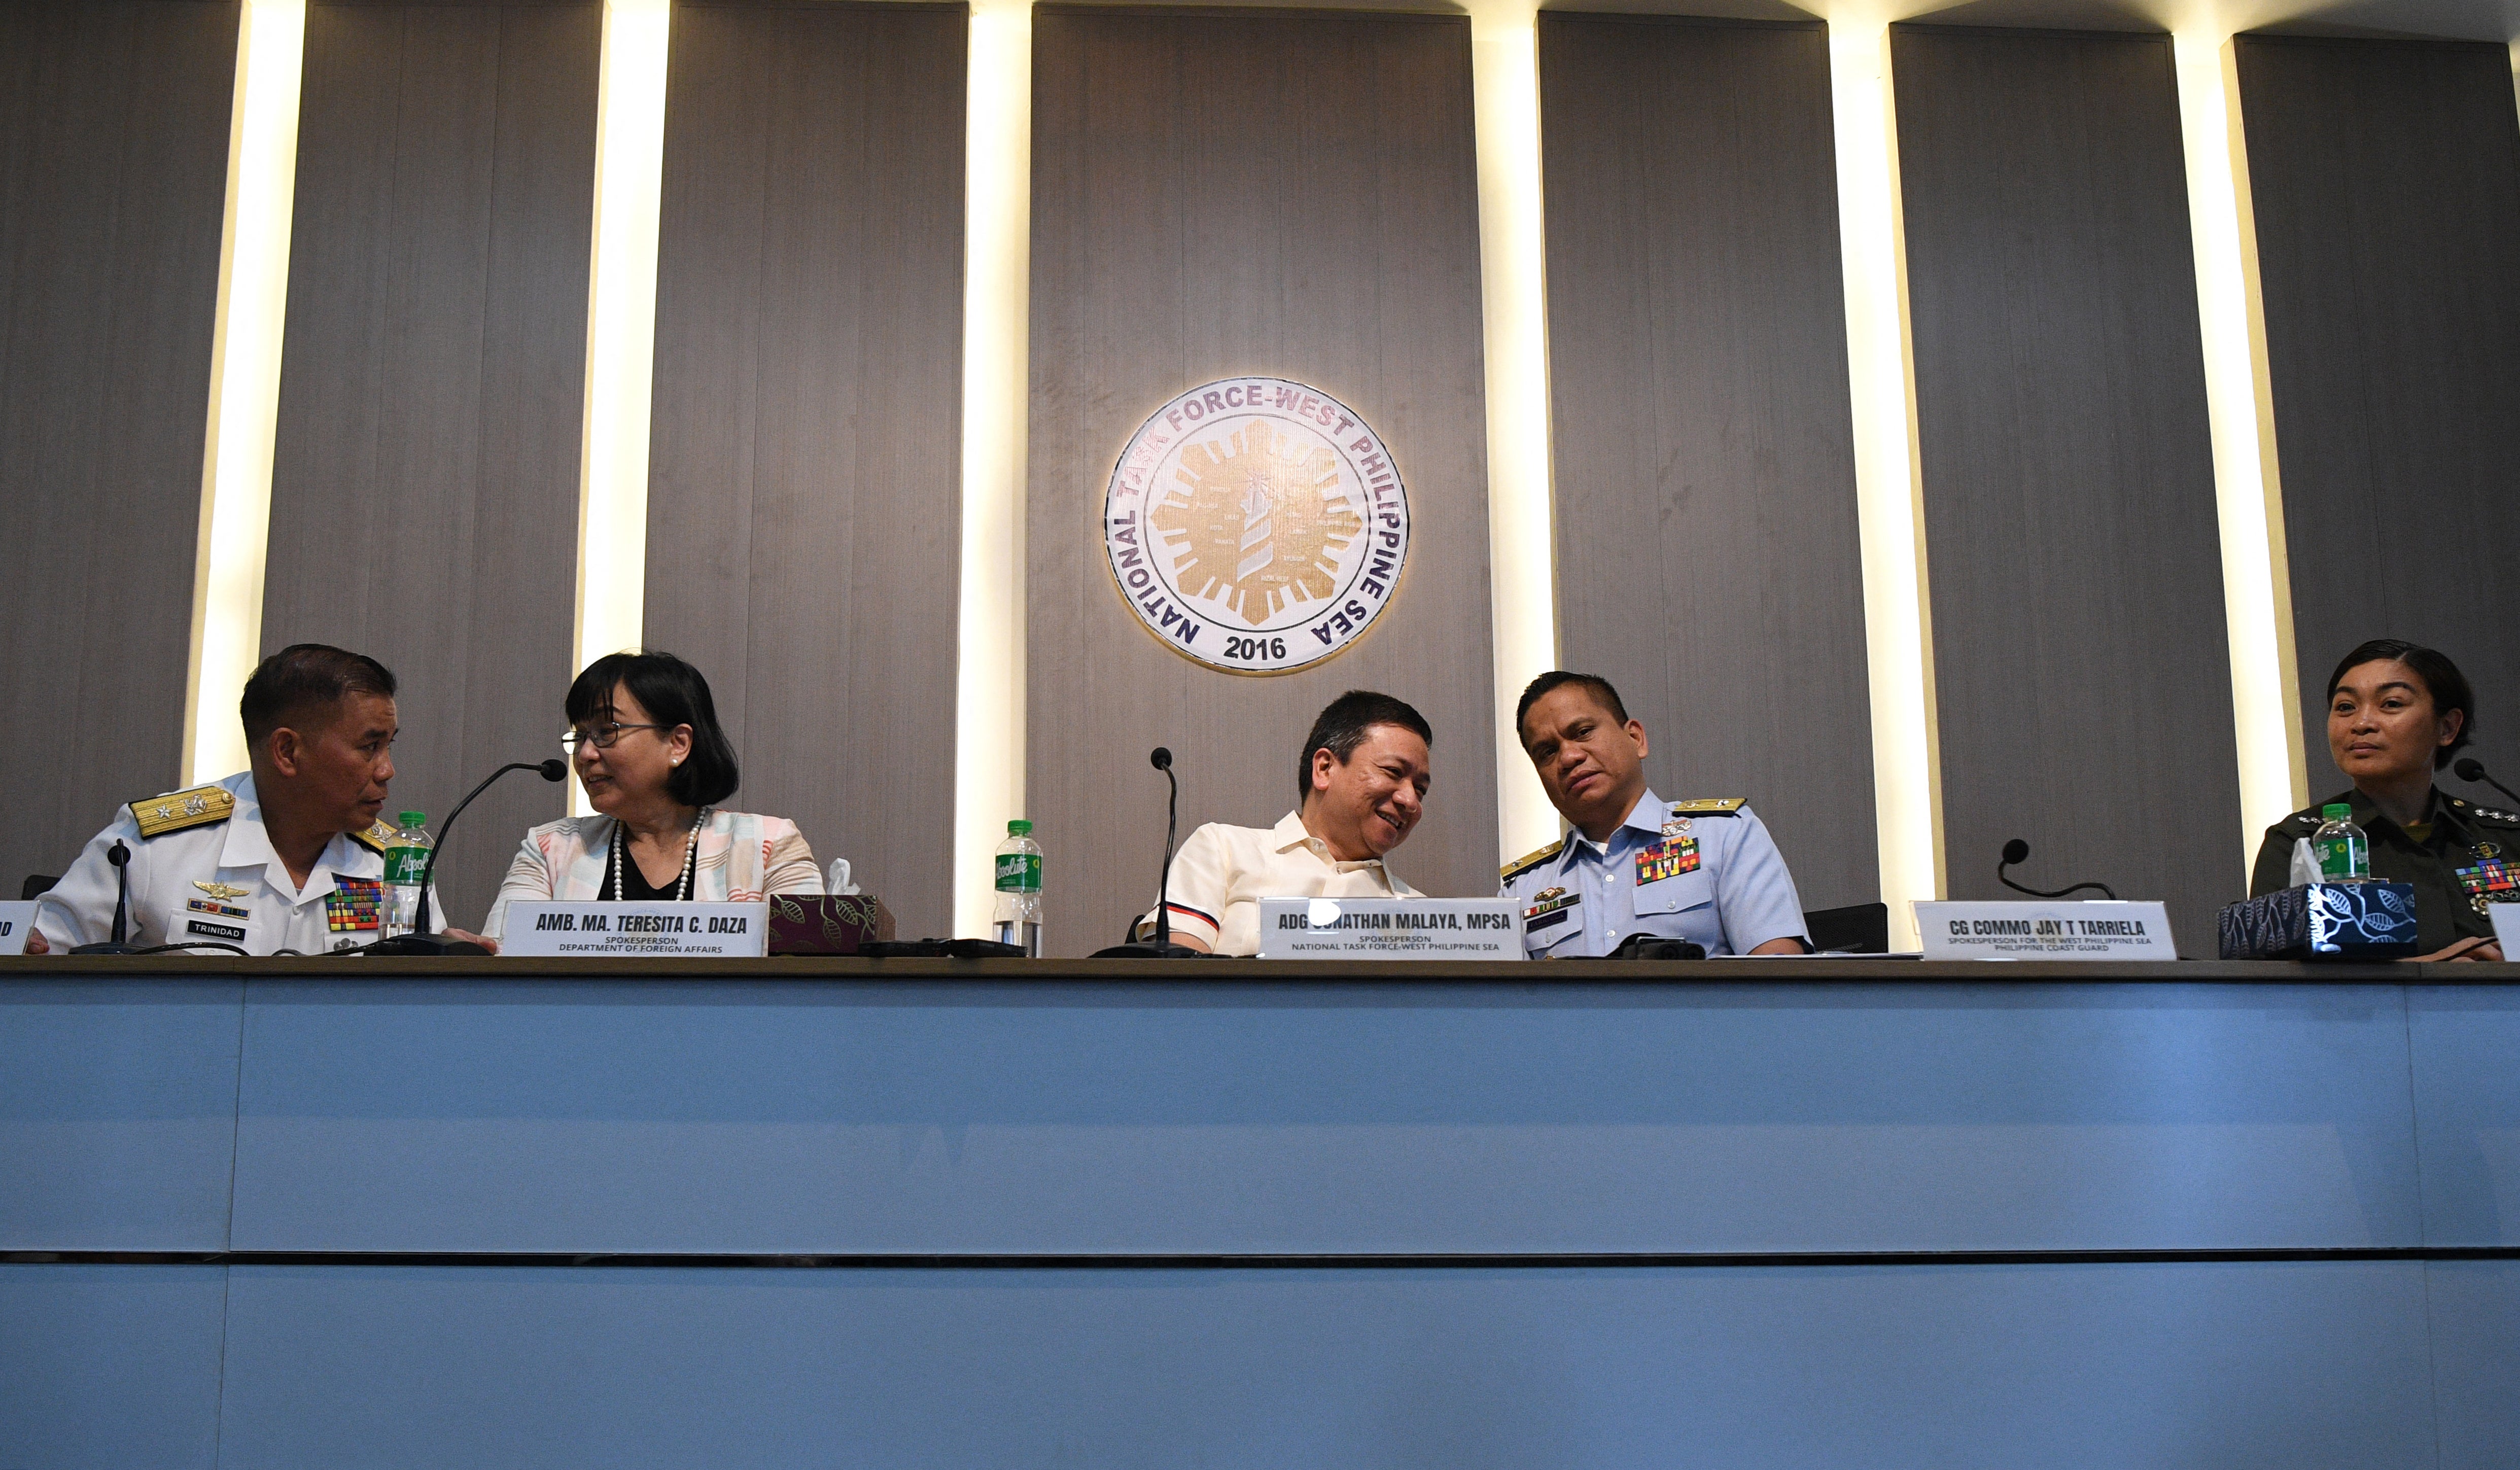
[{"xmin": 2250, "ymin": 639, "xmax": 2512, "ymax": 960}]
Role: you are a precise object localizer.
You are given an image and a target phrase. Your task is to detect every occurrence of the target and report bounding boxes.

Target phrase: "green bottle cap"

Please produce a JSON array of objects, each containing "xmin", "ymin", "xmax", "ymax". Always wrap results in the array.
[
  {"xmin": 1007, "ymin": 819, "xmax": 1032, "ymax": 835},
  {"xmin": 2322, "ymin": 803, "xmax": 2351, "ymax": 821},
  {"xmin": 400, "ymin": 811, "xmax": 428, "ymax": 827}
]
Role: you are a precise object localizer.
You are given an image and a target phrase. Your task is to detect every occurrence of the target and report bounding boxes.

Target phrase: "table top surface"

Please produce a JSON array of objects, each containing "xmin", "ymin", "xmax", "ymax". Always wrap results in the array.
[{"xmin": 5, "ymin": 954, "xmax": 2516, "ymax": 984}]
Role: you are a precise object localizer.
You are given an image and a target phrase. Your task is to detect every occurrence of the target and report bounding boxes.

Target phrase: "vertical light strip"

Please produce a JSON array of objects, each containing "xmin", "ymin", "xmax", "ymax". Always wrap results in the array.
[
  {"xmin": 952, "ymin": 0, "xmax": 1035, "ymax": 937},
  {"xmin": 2174, "ymin": 30, "xmax": 2306, "ymax": 869},
  {"xmin": 184, "ymin": 0, "xmax": 306, "ymax": 784},
  {"xmin": 574, "ymin": 0, "xmax": 671, "ymax": 677},
  {"xmin": 1467, "ymin": 0, "xmax": 1562, "ymax": 865},
  {"xmin": 571, "ymin": 0, "xmax": 672, "ymax": 813},
  {"xmin": 1828, "ymin": 19, "xmax": 1944, "ymax": 947}
]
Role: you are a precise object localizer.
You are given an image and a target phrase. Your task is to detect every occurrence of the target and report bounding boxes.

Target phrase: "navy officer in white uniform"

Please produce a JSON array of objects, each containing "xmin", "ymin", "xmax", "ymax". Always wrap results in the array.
[
  {"xmin": 29, "ymin": 643, "xmax": 437, "ymax": 955},
  {"xmin": 1501, "ymin": 671, "xmax": 1809, "ymax": 957}
]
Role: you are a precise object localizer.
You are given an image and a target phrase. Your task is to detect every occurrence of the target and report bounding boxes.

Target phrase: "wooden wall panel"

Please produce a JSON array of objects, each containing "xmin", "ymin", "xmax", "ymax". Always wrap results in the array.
[
  {"xmin": 1537, "ymin": 13, "xmax": 1875, "ymax": 912},
  {"xmin": 0, "ymin": 2, "xmax": 237, "ymax": 892},
  {"xmin": 644, "ymin": 1, "xmax": 967, "ymax": 939},
  {"xmin": 2235, "ymin": 36, "xmax": 2520, "ymax": 798},
  {"xmin": 1028, "ymin": 8, "xmax": 1495, "ymax": 954},
  {"xmin": 264, "ymin": 2, "xmax": 599, "ymax": 927},
  {"xmin": 1893, "ymin": 26, "xmax": 2240, "ymax": 949}
]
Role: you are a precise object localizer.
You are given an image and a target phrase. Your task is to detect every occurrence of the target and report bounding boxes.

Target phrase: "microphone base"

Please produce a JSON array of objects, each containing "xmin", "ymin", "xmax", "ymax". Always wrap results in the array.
[
  {"xmin": 1088, "ymin": 941, "xmax": 1208, "ymax": 960},
  {"xmin": 68, "ymin": 942, "xmax": 144, "ymax": 956},
  {"xmin": 364, "ymin": 933, "xmax": 492, "ymax": 957}
]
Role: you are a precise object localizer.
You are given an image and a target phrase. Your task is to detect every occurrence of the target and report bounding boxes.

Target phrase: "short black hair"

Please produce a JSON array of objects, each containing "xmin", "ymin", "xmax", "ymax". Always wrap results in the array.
[
  {"xmin": 1296, "ymin": 690, "xmax": 1431, "ymax": 801},
  {"xmin": 1515, "ymin": 671, "xmax": 1629, "ymax": 748},
  {"xmin": 240, "ymin": 644, "xmax": 397, "ymax": 745},
  {"xmin": 567, "ymin": 651, "xmax": 741, "ymax": 807},
  {"xmin": 2325, "ymin": 639, "xmax": 2474, "ymax": 771}
]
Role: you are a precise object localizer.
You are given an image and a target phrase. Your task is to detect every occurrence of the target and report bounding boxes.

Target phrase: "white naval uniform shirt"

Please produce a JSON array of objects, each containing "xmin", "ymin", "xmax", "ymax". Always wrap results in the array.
[
  {"xmin": 33, "ymin": 772, "xmax": 434, "ymax": 955},
  {"xmin": 1146, "ymin": 811, "xmax": 1422, "ymax": 957}
]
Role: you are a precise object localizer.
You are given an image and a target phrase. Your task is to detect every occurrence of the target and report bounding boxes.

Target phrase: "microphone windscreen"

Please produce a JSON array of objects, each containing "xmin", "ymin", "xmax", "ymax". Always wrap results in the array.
[
  {"xmin": 538, "ymin": 758, "xmax": 569, "ymax": 782},
  {"xmin": 2000, "ymin": 838, "xmax": 2030, "ymax": 866},
  {"xmin": 2455, "ymin": 757, "xmax": 2487, "ymax": 782},
  {"xmin": 1150, "ymin": 747, "xmax": 1173, "ymax": 771}
]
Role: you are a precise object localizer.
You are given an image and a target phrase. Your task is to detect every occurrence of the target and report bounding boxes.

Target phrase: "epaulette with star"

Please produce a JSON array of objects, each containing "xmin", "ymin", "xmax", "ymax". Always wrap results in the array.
[
  {"xmin": 349, "ymin": 819, "xmax": 397, "ymax": 854},
  {"xmin": 2448, "ymin": 795, "xmax": 2520, "ymax": 825},
  {"xmin": 1501, "ymin": 838, "xmax": 1564, "ymax": 882},
  {"xmin": 1670, "ymin": 797, "xmax": 1746, "ymax": 816},
  {"xmin": 128, "ymin": 784, "xmax": 234, "ymax": 838}
]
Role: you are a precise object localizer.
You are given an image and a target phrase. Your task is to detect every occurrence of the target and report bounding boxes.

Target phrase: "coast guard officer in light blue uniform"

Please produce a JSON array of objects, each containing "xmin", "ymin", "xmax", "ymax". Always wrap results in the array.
[{"xmin": 1500, "ymin": 671, "xmax": 1809, "ymax": 957}]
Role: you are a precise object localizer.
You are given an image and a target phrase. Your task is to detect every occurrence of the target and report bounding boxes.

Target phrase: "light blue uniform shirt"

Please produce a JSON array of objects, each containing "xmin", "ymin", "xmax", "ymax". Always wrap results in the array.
[{"xmin": 1499, "ymin": 789, "xmax": 1808, "ymax": 957}]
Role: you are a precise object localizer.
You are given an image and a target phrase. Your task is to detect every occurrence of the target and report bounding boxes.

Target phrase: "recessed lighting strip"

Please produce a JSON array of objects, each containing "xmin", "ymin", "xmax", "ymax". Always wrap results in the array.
[
  {"xmin": 1468, "ymin": 0, "xmax": 1563, "ymax": 866},
  {"xmin": 953, "ymin": 0, "xmax": 1036, "ymax": 936},
  {"xmin": 2173, "ymin": 30, "xmax": 2306, "ymax": 868},
  {"xmin": 570, "ymin": 0, "xmax": 674, "ymax": 813},
  {"xmin": 184, "ymin": 0, "xmax": 306, "ymax": 784},
  {"xmin": 1829, "ymin": 19, "xmax": 1945, "ymax": 947}
]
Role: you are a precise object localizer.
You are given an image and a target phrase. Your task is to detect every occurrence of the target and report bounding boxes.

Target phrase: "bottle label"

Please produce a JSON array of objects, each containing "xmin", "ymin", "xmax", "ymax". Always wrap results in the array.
[
  {"xmin": 995, "ymin": 853, "xmax": 1041, "ymax": 893},
  {"xmin": 385, "ymin": 846, "xmax": 431, "ymax": 885},
  {"xmin": 2315, "ymin": 835, "xmax": 2367, "ymax": 881}
]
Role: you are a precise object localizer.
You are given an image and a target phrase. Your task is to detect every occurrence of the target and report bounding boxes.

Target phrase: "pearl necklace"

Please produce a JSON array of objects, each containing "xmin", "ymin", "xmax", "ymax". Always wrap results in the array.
[{"xmin": 612, "ymin": 807, "xmax": 709, "ymax": 902}]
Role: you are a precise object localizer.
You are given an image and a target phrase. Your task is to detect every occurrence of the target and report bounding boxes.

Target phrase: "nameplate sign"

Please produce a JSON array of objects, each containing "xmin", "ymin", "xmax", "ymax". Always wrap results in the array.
[
  {"xmin": 1913, "ymin": 900, "xmax": 2177, "ymax": 961},
  {"xmin": 1256, "ymin": 897, "xmax": 1523, "ymax": 961},
  {"xmin": 0, "ymin": 901, "xmax": 36, "ymax": 956},
  {"xmin": 2494, "ymin": 903, "xmax": 2518, "ymax": 955},
  {"xmin": 501, "ymin": 901, "xmax": 769, "ymax": 959}
]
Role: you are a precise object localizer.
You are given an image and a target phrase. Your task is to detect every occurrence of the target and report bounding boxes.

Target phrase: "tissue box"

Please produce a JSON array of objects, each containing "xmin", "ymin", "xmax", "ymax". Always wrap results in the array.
[
  {"xmin": 766, "ymin": 894, "xmax": 895, "ymax": 955},
  {"xmin": 2217, "ymin": 883, "xmax": 2418, "ymax": 960}
]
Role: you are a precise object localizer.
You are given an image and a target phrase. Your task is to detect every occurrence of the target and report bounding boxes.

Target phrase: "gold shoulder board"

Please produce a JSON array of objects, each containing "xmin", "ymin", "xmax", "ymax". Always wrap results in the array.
[
  {"xmin": 129, "ymin": 785, "xmax": 235, "ymax": 838},
  {"xmin": 1501, "ymin": 839, "xmax": 1564, "ymax": 881},
  {"xmin": 1670, "ymin": 797, "xmax": 1746, "ymax": 815},
  {"xmin": 349, "ymin": 819, "xmax": 397, "ymax": 854}
]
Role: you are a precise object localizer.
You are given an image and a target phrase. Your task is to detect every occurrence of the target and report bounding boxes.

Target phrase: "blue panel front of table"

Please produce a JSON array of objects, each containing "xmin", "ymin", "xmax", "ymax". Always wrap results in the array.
[
  {"xmin": 2407, "ymin": 985, "xmax": 2520, "ymax": 1244},
  {"xmin": 2423, "ymin": 1259, "xmax": 2520, "ymax": 1469},
  {"xmin": 208, "ymin": 1261, "xmax": 2438, "ymax": 1470},
  {"xmin": 0, "ymin": 978, "xmax": 243, "ymax": 1249},
  {"xmin": 0, "ymin": 1264, "xmax": 228, "ymax": 1470},
  {"xmin": 230, "ymin": 978, "xmax": 2421, "ymax": 1252}
]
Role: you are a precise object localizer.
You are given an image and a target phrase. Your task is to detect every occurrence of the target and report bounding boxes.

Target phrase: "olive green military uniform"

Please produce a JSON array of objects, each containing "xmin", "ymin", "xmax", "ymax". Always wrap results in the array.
[{"xmin": 2249, "ymin": 787, "xmax": 2520, "ymax": 954}]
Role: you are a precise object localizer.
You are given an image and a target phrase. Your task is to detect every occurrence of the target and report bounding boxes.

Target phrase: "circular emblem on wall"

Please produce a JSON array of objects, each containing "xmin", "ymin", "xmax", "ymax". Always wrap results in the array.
[{"xmin": 1102, "ymin": 377, "xmax": 1409, "ymax": 676}]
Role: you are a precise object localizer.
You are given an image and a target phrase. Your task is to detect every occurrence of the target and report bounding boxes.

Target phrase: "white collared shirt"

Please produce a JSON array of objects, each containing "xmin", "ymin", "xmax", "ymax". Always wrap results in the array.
[
  {"xmin": 34, "ymin": 772, "xmax": 428, "ymax": 955},
  {"xmin": 1148, "ymin": 810, "xmax": 1421, "ymax": 957}
]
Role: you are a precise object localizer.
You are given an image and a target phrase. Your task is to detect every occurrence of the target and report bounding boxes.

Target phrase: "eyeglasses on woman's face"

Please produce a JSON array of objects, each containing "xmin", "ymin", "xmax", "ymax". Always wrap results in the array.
[{"xmin": 561, "ymin": 721, "xmax": 670, "ymax": 753}]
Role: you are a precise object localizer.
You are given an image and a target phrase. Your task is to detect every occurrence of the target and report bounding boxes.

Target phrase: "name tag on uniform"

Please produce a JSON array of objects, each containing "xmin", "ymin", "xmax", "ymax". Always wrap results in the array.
[
  {"xmin": 501, "ymin": 901, "xmax": 769, "ymax": 958},
  {"xmin": 1914, "ymin": 900, "xmax": 2177, "ymax": 960},
  {"xmin": 0, "ymin": 901, "xmax": 36, "ymax": 956},
  {"xmin": 1257, "ymin": 897, "xmax": 1523, "ymax": 960},
  {"xmin": 1522, "ymin": 886, "xmax": 1579, "ymax": 935}
]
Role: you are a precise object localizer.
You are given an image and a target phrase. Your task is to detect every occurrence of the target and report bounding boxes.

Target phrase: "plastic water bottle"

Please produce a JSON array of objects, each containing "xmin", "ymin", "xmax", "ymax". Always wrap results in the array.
[
  {"xmin": 383, "ymin": 811, "xmax": 432, "ymax": 937},
  {"xmin": 2312, "ymin": 802, "xmax": 2369, "ymax": 882},
  {"xmin": 993, "ymin": 819, "xmax": 1042, "ymax": 956}
]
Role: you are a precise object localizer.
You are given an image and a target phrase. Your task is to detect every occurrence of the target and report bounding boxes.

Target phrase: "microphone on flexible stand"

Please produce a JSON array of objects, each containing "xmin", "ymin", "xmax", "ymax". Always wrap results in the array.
[
  {"xmin": 2453, "ymin": 757, "xmax": 2520, "ymax": 812},
  {"xmin": 69, "ymin": 841, "xmax": 142, "ymax": 955},
  {"xmin": 1092, "ymin": 746, "xmax": 1205, "ymax": 959},
  {"xmin": 366, "ymin": 758, "xmax": 569, "ymax": 956},
  {"xmin": 1997, "ymin": 838, "xmax": 2119, "ymax": 901}
]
